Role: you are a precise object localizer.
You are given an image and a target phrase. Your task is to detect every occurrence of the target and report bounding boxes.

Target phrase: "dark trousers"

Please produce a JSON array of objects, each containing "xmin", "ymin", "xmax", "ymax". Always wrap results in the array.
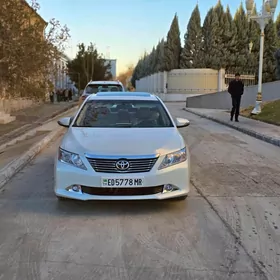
[{"xmin": 231, "ymin": 95, "xmax": 241, "ymax": 120}]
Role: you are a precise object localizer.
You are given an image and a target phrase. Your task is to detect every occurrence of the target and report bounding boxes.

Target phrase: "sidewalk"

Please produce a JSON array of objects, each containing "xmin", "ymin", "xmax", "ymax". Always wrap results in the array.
[
  {"xmin": 183, "ymin": 108, "xmax": 280, "ymax": 147},
  {"xmin": 0, "ymin": 106, "xmax": 78, "ymax": 189},
  {"xmin": 0, "ymin": 101, "xmax": 77, "ymax": 146}
]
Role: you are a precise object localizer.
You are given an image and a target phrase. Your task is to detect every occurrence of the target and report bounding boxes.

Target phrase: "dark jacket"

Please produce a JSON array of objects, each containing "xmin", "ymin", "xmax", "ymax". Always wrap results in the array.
[{"xmin": 228, "ymin": 80, "xmax": 244, "ymax": 97}]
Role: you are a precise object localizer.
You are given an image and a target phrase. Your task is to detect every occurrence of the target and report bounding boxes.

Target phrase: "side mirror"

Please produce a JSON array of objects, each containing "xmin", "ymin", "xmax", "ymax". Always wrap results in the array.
[
  {"xmin": 57, "ymin": 117, "xmax": 71, "ymax": 127},
  {"xmin": 175, "ymin": 117, "xmax": 190, "ymax": 128}
]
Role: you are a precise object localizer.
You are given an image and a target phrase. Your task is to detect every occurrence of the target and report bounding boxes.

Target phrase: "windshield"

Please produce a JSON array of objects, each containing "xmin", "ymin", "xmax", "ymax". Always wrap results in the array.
[
  {"xmin": 85, "ymin": 84, "xmax": 123, "ymax": 94},
  {"xmin": 73, "ymin": 100, "xmax": 174, "ymax": 128}
]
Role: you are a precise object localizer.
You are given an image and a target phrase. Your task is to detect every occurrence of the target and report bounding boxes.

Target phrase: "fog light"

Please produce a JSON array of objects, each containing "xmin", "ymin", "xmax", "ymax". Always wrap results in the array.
[
  {"xmin": 72, "ymin": 185, "xmax": 81, "ymax": 192},
  {"xmin": 163, "ymin": 184, "xmax": 180, "ymax": 193},
  {"xmin": 163, "ymin": 184, "xmax": 177, "ymax": 193},
  {"xmin": 164, "ymin": 184, "xmax": 173, "ymax": 191},
  {"xmin": 66, "ymin": 185, "xmax": 82, "ymax": 193}
]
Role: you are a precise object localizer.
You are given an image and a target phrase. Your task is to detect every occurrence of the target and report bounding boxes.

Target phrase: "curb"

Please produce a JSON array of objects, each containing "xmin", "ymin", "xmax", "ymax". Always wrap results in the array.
[
  {"xmin": 0, "ymin": 126, "xmax": 65, "ymax": 190},
  {"xmin": 0, "ymin": 102, "xmax": 77, "ymax": 147},
  {"xmin": 38, "ymin": 102, "xmax": 78, "ymax": 124},
  {"xmin": 183, "ymin": 108, "xmax": 280, "ymax": 148},
  {"xmin": 0, "ymin": 105, "xmax": 78, "ymax": 152}
]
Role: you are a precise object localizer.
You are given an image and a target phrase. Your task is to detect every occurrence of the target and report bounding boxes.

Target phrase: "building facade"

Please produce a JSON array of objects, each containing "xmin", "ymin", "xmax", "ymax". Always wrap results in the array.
[
  {"xmin": 51, "ymin": 53, "xmax": 76, "ymax": 92},
  {"xmin": 22, "ymin": 0, "xmax": 48, "ymax": 38}
]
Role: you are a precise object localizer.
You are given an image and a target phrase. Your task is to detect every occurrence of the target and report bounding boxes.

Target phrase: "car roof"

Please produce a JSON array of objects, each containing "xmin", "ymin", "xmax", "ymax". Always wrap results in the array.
[
  {"xmin": 88, "ymin": 92, "xmax": 158, "ymax": 101},
  {"xmin": 86, "ymin": 80, "xmax": 123, "ymax": 86}
]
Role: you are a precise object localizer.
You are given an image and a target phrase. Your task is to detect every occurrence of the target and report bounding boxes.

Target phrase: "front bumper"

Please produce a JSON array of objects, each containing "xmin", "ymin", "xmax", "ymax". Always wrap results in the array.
[{"xmin": 54, "ymin": 159, "xmax": 190, "ymax": 201}]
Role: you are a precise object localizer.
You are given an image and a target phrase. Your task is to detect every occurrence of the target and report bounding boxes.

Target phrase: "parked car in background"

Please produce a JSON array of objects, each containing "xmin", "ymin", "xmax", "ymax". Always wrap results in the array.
[
  {"xmin": 55, "ymin": 92, "xmax": 191, "ymax": 202},
  {"xmin": 78, "ymin": 80, "xmax": 125, "ymax": 106}
]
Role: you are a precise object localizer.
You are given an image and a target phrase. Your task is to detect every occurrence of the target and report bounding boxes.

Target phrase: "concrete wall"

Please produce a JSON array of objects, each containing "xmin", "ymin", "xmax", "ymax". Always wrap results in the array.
[
  {"xmin": 135, "ymin": 68, "xmax": 227, "ymax": 102},
  {"xmin": 0, "ymin": 99, "xmax": 40, "ymax": 113},
  {"xmin": 186, "ymin": 80, "xmax": 280, "ymax": 109}
]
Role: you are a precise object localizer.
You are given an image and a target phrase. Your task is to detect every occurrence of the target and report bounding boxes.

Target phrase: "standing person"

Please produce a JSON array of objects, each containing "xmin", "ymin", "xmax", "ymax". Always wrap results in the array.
[
  {"xmin": 228, "ymin": 73, "xmax": 244, "ymax": 122},
  {"xmin": 68, "ymin": 88, "xmax": 73, "ymax": 101},
  {"xmin": 50, "ymin": 90, "xmax": 54, "ymax": 103},
  {"xmin": 56, "ymin": 89, "xmax": 61, "ymax": 102},
  {"xmin": 64, "ymin": 88, "xmax": 69, "ymax": 102}
]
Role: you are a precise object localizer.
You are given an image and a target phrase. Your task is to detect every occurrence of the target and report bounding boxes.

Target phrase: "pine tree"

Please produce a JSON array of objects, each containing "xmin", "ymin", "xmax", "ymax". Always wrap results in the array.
[
  {"xmin": 247, "ymin": 5, "xmax": 260, "ymax": 76},
  {"xmin": 180, "ymin": 5, "xmax": 202, "ymax": 68},
  {"xmin": 276, "ymin": 12, "xmax": 280, "ymax": 45},
  {"xmin": 222, "ymin": 6, "xmax": 238, "ymax": 71},
  {"xmin": 154, "ymin": 39, "xmax": 165, "ymax": 72},
  {"xmin": 150, "ymin": 46, "xmax": 158, "ymax": 74},
  {"xmin": 141, "ymin": 52, "xmax": 149, "ymax": 77},
  {"xmin": 164, "ymin": 14, "xmax": 181, "ymax": 71},
  {"xmin": 131, "ymin": 60, "xmax": 141, "ymax": 88},
  {"xmin": 233, "ymin": 3, "xmax": 249, "ymax": 73},
  {"xmin": 154, "ymin": 41, "xmax": 161, "ymax": 72},
  {"xmin": 158, "ymin": 38, "xmax": 165, "ymax": 71},
  {"xmin": 200, "ymin": 7, "xmax": 221, "ymax": 69},
  {"xmin": 275, "ymin": 13, "xmax": 280, "ymax": 80},
  {"xmin": 263, "ymin": 19, "xmax": 277, "ymax": 82}
]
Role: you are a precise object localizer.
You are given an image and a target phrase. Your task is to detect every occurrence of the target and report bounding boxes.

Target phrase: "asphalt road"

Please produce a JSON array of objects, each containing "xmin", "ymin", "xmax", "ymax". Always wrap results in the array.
[{"xmin": 0, "ymin": 103, "xmax": 279, "ymax": 280}]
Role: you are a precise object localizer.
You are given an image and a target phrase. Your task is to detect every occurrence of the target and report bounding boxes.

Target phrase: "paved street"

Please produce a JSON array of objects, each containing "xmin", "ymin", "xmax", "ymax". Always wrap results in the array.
[{"xmin": 0, "ymin": 103, "xmax": 279, "ymax": 280}]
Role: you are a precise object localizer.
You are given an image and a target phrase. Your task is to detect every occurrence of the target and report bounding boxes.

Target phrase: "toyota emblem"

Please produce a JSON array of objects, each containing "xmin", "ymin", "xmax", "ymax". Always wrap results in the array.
[{"xmin": 115, "ymin": 160, "xmax": 130, "ymax": 171}]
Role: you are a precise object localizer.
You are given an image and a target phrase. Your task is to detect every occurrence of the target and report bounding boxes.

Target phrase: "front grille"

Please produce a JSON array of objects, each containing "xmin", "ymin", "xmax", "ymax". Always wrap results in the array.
[
  {"xmin": 86, "ymin": 157, "xmax": 158, "ymax": 173},
  {"xmin": 81, "ymin": 186, "xmax": 163, "ymax": 196}
]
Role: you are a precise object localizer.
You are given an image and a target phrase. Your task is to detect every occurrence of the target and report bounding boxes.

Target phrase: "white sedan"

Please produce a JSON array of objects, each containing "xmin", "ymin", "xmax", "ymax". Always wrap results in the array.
[{"xmin": 55, "ymin": 92, "xmax": 191, "ymax": 201}]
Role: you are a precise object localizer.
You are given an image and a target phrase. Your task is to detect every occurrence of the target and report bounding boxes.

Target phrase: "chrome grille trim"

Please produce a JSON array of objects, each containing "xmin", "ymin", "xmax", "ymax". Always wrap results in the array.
[
  {"xmin": 84, "ymin": 153, "xmax": 159, "ymax": 159},
  {"xmin": 86, "ymin": 156, "xmax": 158, "ymax": 173}
]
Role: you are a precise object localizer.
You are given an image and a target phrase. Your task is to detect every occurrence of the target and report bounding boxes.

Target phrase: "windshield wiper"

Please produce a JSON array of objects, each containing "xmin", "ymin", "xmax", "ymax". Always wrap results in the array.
[{"xmin": 116, "ymin": 123, "xmax": 132, "ymax": 127}]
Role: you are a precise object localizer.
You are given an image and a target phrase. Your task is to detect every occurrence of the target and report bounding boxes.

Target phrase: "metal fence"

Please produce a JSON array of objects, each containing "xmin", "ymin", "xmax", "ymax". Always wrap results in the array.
[{"xmin": 225, "ymin": 73, "xmax": 256, "ymax": 87}]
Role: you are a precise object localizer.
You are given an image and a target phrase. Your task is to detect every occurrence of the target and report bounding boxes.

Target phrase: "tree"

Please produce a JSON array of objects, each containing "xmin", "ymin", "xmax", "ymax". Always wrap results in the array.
[
  {"xmin": 233, "ymin": 4, "xmax": 250, "ymax": 73},
  {"xmin": 200, "ymin": 7, "xmax": 221, "ymax": 68},
  {"xmin": 164, "ymin": 14, "xmax": 181, "ymax": 71},
  {"xmin": 156, "ymin": 38, "xmax": 165, "ymax": 72},
  {"xmin": 149, "ymin": 46, "xmax": 157, "ymax": 74},
  {"xmin": 275, "ymin": 12, "xmax": 280, "ymax": 79},
  {"xmin": 67, "ymin": 43, "xmax": 112, "ymax": 89},
  {"xmin": 180, "ymin": 5, "xmax": 202, "ymax": 68},
  {"xmin": 263, "ymin": 19, "xmax": 277, "ymax": 82},
  {"xmin": 221, "ymin": 6, "xmax": 238, "ymax": 71},
  {"xmin": 276, "ymin": 12, "xmax": 280, "ymax": 45},
  {"xmin": 247, "ymin": 5, "xmax": 260, "ymax": 75},
  {"xmin": 131, "ymin": 53, "xmax": 146, "ymax": 88},
  {"xmin": 212, "ymin": 0, "xmax": 228, "ymax": 69},
  {"xmin": 117, "ymin": 64, "xmax": 134, "ymax": 90},
  {"xmin": 0, "ymin": 0, "xmax": 70, "ymax": 99}
]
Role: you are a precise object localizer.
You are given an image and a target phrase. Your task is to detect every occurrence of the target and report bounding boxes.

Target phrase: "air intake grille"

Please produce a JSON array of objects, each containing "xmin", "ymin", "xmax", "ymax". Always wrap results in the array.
[{"xmin": 86, "ymin": 157, "xmax": 158, "ymax": 173}]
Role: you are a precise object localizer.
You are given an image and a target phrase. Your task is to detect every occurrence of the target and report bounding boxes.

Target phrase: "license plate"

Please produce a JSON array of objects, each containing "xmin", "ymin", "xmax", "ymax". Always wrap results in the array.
[{"xmin": 101, "ymin": 178, "xmax": 144, "ymax": 187}]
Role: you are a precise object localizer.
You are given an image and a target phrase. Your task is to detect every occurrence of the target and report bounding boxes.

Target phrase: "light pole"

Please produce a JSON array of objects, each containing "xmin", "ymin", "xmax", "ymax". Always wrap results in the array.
[{"xmin": 246, "ymin": 0, "xmax": 278, "ymax": 115}]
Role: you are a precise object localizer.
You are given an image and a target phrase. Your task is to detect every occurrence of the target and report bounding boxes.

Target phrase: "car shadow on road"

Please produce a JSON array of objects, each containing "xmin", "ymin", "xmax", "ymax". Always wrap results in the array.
[
  {"xmin": 52, "ymin": 198, "xmax": 188, "ymax": 217},
  {"xmin": 2, "ymin": 194, "xmax": 190, "ymax": 217}
]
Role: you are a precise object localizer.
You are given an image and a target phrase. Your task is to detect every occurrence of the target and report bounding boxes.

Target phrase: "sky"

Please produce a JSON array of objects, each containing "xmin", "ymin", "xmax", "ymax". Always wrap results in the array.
[{"xmin": 36, "ymin": 0, "xmax": 280, "ymax": 75}]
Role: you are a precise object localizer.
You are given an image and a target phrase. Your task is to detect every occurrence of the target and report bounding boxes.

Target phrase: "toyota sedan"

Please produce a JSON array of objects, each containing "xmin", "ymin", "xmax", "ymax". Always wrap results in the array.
[{"xmin": 55, "ymin": 92, "xmax": 190, "ymax": 201}]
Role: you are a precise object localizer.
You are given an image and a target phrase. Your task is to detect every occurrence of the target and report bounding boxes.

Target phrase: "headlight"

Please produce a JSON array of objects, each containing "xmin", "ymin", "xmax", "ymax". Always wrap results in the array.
[
  {"xmin": 158, "ymin": 147, "xmax": 187, "ymax": 170},
  {"xmin": 58, "ymin": 148, "xmax": 87, "ymax": 170}
]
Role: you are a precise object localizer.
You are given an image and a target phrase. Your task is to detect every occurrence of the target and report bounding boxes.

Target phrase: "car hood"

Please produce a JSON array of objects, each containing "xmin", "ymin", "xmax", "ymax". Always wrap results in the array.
[{"xmin": 61, "ymin": 127, "xmax": 185, "ymax": 156}]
